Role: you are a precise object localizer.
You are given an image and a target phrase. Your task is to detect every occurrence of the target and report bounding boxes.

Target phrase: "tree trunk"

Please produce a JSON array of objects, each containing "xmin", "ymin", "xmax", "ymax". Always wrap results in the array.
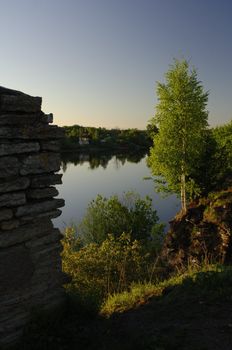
[
  {"xmin": 181, "ymin": 168, "xmax": 187, "ymax": 213},
  {"xmin": 181, "ymin": 126, "xmax": 187, "ymax": 214}
]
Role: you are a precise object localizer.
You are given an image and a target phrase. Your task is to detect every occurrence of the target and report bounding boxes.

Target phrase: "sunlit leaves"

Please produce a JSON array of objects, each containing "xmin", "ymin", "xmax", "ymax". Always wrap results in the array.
[
  {"xmin": 78, "ymin": 192, "xmax": 163, "ymax": 245},
  {"xmin": 148, "ymin": 59, "xmax": 209, "ymax": 203}
]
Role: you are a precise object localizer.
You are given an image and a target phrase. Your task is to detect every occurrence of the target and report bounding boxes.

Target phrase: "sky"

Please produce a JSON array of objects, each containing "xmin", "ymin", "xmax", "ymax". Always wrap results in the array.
[{"xmin": 0, "ymin": 0, "xmax": 231, "ymax": 129}]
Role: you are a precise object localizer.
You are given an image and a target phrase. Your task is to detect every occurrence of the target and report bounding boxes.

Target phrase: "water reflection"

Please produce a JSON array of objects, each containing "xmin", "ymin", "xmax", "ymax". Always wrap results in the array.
[
  {"xmin": 61, "ymin": 150, "xmax": 147, "ymax": 172},
  {"xmin": 54, "ymin": 151, "xmax": 180, "ymax": 231}
]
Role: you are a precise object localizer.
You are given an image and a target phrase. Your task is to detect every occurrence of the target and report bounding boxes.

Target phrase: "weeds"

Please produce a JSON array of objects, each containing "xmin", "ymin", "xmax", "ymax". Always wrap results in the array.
[{"xmin": 101, "ymin": 264, "xmax": 232, "ymax": 316}]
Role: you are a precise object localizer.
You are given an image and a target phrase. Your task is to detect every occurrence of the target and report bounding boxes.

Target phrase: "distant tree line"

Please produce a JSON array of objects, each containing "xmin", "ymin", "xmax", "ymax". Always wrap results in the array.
[{"xmin": 60, "ymin": 125, "xmax": 153, "ymax": 151}]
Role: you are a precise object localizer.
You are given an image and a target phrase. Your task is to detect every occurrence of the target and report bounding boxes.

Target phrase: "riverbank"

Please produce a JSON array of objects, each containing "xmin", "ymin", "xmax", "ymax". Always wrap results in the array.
[
  {"xmin": 60, "ymin": 124, "xmax": 153, "ymax": 154},
  {"xmin": 60, "ymin": 143, "xmax": 150, "ymax": 154}
]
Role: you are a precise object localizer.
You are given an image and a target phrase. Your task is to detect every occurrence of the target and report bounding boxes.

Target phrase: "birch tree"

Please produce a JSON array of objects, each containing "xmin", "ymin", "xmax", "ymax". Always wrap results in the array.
[{"xmin": 148, "ymin": 59, "xmax": 209, "ymax": 212}]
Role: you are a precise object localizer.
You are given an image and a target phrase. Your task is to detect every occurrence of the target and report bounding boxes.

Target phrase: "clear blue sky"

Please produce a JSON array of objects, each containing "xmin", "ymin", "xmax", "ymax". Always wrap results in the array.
[{"xmin": 0, "ymin": 0, "xmax": 231, "ymax": 129}]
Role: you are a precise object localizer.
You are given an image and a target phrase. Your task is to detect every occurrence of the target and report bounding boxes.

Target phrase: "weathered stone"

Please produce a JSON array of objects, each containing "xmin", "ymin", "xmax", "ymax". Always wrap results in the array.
[
  {"xmin": 0, "ymin": 125, "xmax": 64, "ymax": 139},
  {"xmin": 0, "ymin": 94, "xmax": 42, "ymax": 113},
  {"xmin": 32, "ymin": 242, "xmax": 63, "ymax": 260},
  {"xmin": 0, "ymin": 219, "xmax": 53, "ymax": 248},
  {"xmin": 15, "ymin": 198, "xmax": 65, "ymax": 217},
  {"xmin": 0, "ymin": 156, "xmax": 20, "ymax": 178},
  {"xmin": 0, "ymin": 112, "xmax": 43, "ymax": 126},
  {"xmin": 0, "ymin": 87, "xmax": 65, "ymax": 348},
  {"xmin": 40, "ymin": 140, "xmax": 60, "ymax": 152},
  {"xmin": 0, "ymin": 220, "xmax": 20, "ymax": 230},
  {"xmin": 41, "ymin": 113, "xmax": 53, "ymax": 124},
  {"xmin": 25, "ymin": 228, "xmax": 62, "ymax": 249},
  {"xmin": 0, "ymin": 111, "xmax": 53, "ymax": 126},
  {"xmin": 0, "ymin": 86, "xmax": 29, "ymax": 96},
  {"xmin": 0, "ymin": 142, "xmax": 40, "ymax": 156},
  {"xmin": 30, "ymin": 173, "xmax": 62, "ymax": 188},
  {"xmin": 0, "ymin": 208, "xmax": 13, "ymax": 222},
  {"xmin": 0, "ymin": 323, "xmax": 25, "ymax": 347},
  {"xmin": 0, "ymin": 192, "xmax": 26, "ymax": 208},
  {"xmin": 27, "ymin": 187, "xmax": 59, "ymax": 199},
  {"xmin": 0, "ymin": 245, "xmax": 34, "ymax": 294},
  {"xmin": 0, "ymin": 177, "xmax": 30, "ymax": 194},
  {"xmin": 20, "ymin": 152, "xmax": 60, "ymax": 175},
  {"xmin": 20, "ymin": 209, "xmax": 62, "ymax": 223}
]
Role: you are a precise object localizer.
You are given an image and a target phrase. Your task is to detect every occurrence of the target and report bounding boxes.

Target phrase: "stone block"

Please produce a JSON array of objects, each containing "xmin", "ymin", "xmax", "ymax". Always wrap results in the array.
[
  {"xmin": 20, "ymin": 209, "xmax": 62, "ymax": 224},
  {"xmin": 0, "ymin": 209, "xmax": 13, "ymax": 222},
  {"xmin": 25, "ymin": 228, "xmax": 62, "ymax": 249},
  {"xmin": 20, "ymin": 152, "xmax": 60, "ymax": 175},
  {"xmin": 30, "ymin": 173, "xmax": 62, "ymax": 188},
  {"xmin": 15, "ymin": 198, "xmax": 65, "ymax": 217},
  {"xmin": 0, "ymin": 220, "xmax": 20, "ymax": 230},
  {"xmin": 0, "ymin": 156, "xmax": 20, "ymax": 178},
  {"xmin": 0, "ymin": 94, "xmax": 42, "ymax": 113},
  {"xmin": 41, "ymin": 113, "xmax": 53, "ymax": 124},
  {"xmin": 40, "ymin": 140, "xmax": 60, "ymax": 152},
  {"xmin": 0, "ymin": 192, "xmax": 26, "ymax": 208},
  {"xmin": 0, "ymin": 112, "xmax": 42, "ymax": 126},
  {"xmin": 0, "ymin": 219, "xmax": 53, "ymax": 248},
  {"xmin": 0, "ymin": 125, "xmax": 64, "ymax": 139},
  {"xmin": 0, "ymin": 177, "xmax": 30, "ymax": 194},
  {"xmin": 0, "ymin": 142, "xmax": 40, "ymax": 156},
  {"xmin": 0, "ymin": 245, "xmax": 34, "ymax": 294},
  {"xmin": 27, "ymin": 187, "xmax": 59, "ymax": 199}
]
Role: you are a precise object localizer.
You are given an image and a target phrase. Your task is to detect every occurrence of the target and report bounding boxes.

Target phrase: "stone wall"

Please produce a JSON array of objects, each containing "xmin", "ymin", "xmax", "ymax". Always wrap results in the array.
[{"xmin": 0, "ymin": 87, "xmax": 66, "ymax": 347}]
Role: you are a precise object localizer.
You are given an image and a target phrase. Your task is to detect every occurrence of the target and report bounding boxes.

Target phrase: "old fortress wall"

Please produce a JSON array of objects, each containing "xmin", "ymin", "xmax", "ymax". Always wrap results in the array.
[{"xmin": 0, "ymin": 87, "xmax": 65, "ymax": 347}]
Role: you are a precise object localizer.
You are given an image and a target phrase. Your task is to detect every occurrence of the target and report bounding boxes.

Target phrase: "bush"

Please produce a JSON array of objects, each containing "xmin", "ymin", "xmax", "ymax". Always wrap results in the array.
[
  {"xmin": 78, "ymin": 192, "xmax": 164, "ymax": 245},
  {"xmin": 62, "ymin": 231, "xmax": 155, "ymax": 308},
  {"xmin": 62, "ymin": 192, "xmax": 165, "ymax": 310}
]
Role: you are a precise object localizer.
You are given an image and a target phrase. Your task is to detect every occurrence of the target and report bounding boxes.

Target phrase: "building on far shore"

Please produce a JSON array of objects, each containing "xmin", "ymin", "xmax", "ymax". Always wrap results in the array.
[{"xmin": 79, "ymin": 137, "xmax": 89, "ymax": 145}]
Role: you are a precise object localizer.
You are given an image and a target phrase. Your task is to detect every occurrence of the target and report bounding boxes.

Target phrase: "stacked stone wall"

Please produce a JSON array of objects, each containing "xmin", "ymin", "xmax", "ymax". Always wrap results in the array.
[{"xmin": 0, "ymin": 87, "xmax": 65, "ymax": 347}]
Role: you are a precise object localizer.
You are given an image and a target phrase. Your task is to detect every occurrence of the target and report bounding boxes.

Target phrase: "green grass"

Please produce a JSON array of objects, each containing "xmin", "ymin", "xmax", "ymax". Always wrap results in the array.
[
  {"xmin": 101, "ymin": 264, "xmax": 232, "ymax": 316},
  {"xmin": 101, "ymin": 282, "xmax": 163, "ymax": 316}
]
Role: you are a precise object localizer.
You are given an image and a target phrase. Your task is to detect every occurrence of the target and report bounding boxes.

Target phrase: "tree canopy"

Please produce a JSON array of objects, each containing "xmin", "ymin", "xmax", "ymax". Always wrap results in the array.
[
  {"xmin": 148, "ymin": 59, "xmax": 209, "ymax": 211},
  {"xmin": 77, "ymin": 192, "xmax": 164, "ymax": 245}
]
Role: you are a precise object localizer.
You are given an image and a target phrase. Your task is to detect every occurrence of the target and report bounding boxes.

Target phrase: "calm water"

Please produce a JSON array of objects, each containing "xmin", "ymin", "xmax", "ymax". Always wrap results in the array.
[{"xmin": 53, "ymin": 152, "xmax": 180, "ymax": 232}]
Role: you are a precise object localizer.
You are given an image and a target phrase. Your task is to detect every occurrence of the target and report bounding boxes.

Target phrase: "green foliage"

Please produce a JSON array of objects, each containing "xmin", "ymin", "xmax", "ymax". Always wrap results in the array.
[
  {"xmin": 148, "ymin": 59, "xmax": 209, "ymax": 209},
  {"xmin": 61, "ymin": 192, "xmax": 165, "ymax": 311},
  {"xmin": 146, "ymin": 121, "xmax": 158, "ymax": 140},
  {"xmin": 62, "ymin": 231, "xmax": 154, "ymax": 307},
  {"xmin": 211, "ymin": 120, "xmax": 232, "ymax": 188},
  {"xmin": 78, "ymin": 192, "xmax": 164, "ymax": 245},
  {"xmin": 191, "ymin": 121, "xmax": 232, "ymax": 194}
]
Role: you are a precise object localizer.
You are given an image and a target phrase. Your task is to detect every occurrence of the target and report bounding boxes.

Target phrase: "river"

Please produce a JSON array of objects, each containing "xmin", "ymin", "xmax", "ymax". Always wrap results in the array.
[{"xmin": 53, "ymin": 152, "xmax": 180, "ymax": 232}]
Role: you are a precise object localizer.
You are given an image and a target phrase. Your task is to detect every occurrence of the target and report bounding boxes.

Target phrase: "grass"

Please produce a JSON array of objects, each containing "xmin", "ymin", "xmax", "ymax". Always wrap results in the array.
[
  {"xmin": 101, "ymin": 264, "xmax": 232, "ymax": 316},
  {"xmin": 100, "ymin": 282, "xmax": 163, "ymax": 316},
  {"xmin": 16, "ymin": 264, "xmax": 232, "ymax": 350}
]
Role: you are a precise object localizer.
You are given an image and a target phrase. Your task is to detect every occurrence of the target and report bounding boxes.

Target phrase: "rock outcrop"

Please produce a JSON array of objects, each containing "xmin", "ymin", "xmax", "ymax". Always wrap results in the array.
[
  {"xmin": 161, "ymin": 189, "xmax": 232, "ymax": 270},
  {"xmin": 0, "ymin": 87, "xmax": 65, "ymax": 347}
]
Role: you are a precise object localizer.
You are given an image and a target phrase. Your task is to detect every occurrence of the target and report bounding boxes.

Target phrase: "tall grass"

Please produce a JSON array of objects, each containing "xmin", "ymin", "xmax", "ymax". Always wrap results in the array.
[{"xmin": 101, "ymin": 264, "xmax": 232, "ymax": 316}]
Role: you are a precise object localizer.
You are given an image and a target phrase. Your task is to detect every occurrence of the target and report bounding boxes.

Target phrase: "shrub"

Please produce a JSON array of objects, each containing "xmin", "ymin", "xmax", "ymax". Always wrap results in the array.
[
  {"xmin": 78, "ymin": 191, "xmax": 164, "ymax": 245},
  {"xmin": 62, "ymin": 231, "xmax": 154, "ymax": 308}
]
